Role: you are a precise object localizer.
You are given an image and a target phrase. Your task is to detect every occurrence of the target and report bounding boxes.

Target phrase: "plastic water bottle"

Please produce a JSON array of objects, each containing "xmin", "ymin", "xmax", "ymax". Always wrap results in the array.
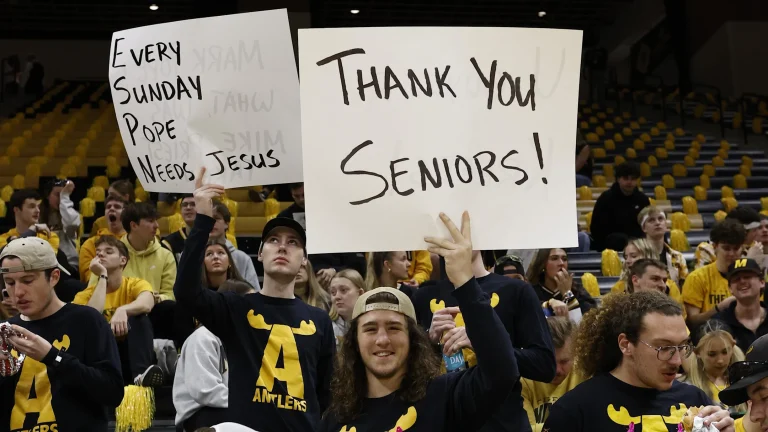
[{"xmin": 442, "ymin": 348, "xmax": 467, "ymax": 373}]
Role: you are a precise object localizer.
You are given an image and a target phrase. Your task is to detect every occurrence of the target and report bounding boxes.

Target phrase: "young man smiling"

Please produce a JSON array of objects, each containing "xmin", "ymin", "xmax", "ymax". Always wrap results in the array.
[
  {"xmin": 174, "ymin": 168, "xmax": 335, "ymax": 432},
  {"xmin": 714, "ymin": 258, "xmax": 768, "ymax": 352},
  {"xmin": 0, "ymin": 237, "xmax": 124, "ymax": 431},
  {"xmin": 321, "ymin": 212, "xmax": 521, "ymax": 432},
  {"xmin": 544, "ymin": 291, "xmax": 733, "ymax": 431}
]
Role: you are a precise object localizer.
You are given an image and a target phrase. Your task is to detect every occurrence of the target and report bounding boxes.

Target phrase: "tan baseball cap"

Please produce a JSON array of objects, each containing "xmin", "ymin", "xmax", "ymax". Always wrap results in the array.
[
  {"xmin": 351, "ymin": 287, "xmax": 417, "ymax": 321},
  {"xmin": 0, "ymin": 237, "xmax": 71, "ymax": 276}
]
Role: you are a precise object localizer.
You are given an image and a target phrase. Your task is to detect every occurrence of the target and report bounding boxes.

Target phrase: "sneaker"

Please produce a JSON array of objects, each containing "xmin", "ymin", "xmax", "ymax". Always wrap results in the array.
[{"xmin": 134, "ymin": 365, "xmax": 164, "ymax": 387}]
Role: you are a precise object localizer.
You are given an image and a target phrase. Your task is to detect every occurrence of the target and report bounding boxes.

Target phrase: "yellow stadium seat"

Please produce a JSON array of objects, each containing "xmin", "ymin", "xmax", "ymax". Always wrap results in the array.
[
  {"xmin": 742, "ymin": 156, "xmax": 753, "ymax": 168},
  {"xmin": 578, "ymin": 186, "xmax": 592, "ymax": 201},
  {"xmin": 586, "ymin": 132, "xmax": 599, "ymax": 143},
  {"xmin": 25, "ymin": 164, "xmax": 40, "ymax": 180},
  {"xmin": 592, "ymin": 148, "xmax": 607, "ymax": 159},
  {"xmin": 664, "ymin": 139, "xmax": 675, "ymax": 150},
  {"xmin": 93, "ymin": 176, "xmax": 109, "ymax": 189},
  {"xmin": 589, "ymin": 116, "xmax": 598, "ymax": 124},
  {"xmin": 601, "ymin": 249, "xmax": 622, "ymax": 277},
  {"xmin": 640, "ymin": 162, "xmax": 651, "ymax": 177},
  {"xmin": 623, "ymin": 127, "xmax": 633, "ymax": 136},
  {"xmin": 604, "ymin": 121, "xmax": 614, "ymax": 130},
  {"xmin": 579, "ymin": 121, "xmax": 589, "ymax": 130},
  {"xmin": 264, "ymin": 198, "xmax": 281, "ymax": 221},
  {"xmin": 675, "ymin": 128, "xmax": 685, "ymax": 136},
  {"xmin": 702, "ymin": 165, "xmax": 715, "ymax": 177},
  {"xmin": 615, "ymin": 155, "xmax": 626, "ymax": 165},
  {"xmin": 585, "ymin": 211, "xmax": 593, "ymax": 231},
  {"xmin": 720, "ymin": 140, "xmax": 730, "ymax": 150},
  {"xmin": 762, "ymin": 197, "xmax": 768, "ymax": 211},
  {"xmin": 662, "ymin": 174, "xmax": 675, "ymax": 189},
  {"xmin": 167, "ymin": 213, "xmax": 185, "ymax": 234},
  {"xmin": 639, "ymin": 133, "xmax": 651, "ymax": 143},
  {"xmin": 700, "ymin": 174, "xmax": 711, "ymax": 189},
  {"xmin": 592, "ymin": 175, "xmax": 607, "ymax": 187},
  {"xmin": 597, "ymin": 112, "xmax": 607, "ymax": 120},
  {"xmin": 603, "ymin": 164, "xmax": 615, "ymax": 179},
  {"xmin": 12, "ymin": 175, "xmax": 25, "ymax": 190},
  {"xmin": 604, "ymin": 139, "xmax": 616, "ymax": 150},
  {"xmin": 712, "ymin": 156, "xmax": 725, "ymax": 167},
  {"xmin": 671, "ymin": 212, "xmax": 691, "ymax": 232},
  {"xmin": 595, "ymin": 127, "xmax": 605, "ymax": 137},
  {"xmin": 721, "ymin": 186, "xmax": 734, "ymax": 199},
  {"xmin": 666, "ymin": 132, "xmax": 675, "ymax": 141},
  {"xmin": 713, "ymin": 210, "xmax": 726, "ymax": 222},
  {"xmin": 88, "ymin": 186, "xmax": 106, "ymax": 202},
  {"xmin": 106, "ymin": 163, "xmax": 121, "ymax": 178},
  {"xmin": 684, "ymin": 156, "xmax": 695, "ymax": 167},
  {"xmin": 614, "ymin": 117, "xmax": 624, "ymax": 125},
  {"xmin": 581, "ymin": 273, "xmax": 601, "ymax": 298},
  {"xmin": 734, "ymin": 174, "xmax": 748, "ymax": 189},
  {"xmin": 657, "ymin": 121, "xmax": 667, "ymax": 130},
  {"xmin": 695, "ymin": 133, "xmax": 706, "ymax": 143},
  {"xmin": 633, "ymin": 139, "xmax": 645, "ymax": 150},
  {"xmin": 614, "ymin": 133, "xmax": 624, "ymax": 143},
  {"xmin": 722, "ymin": 197, "xmax": 738, "ymax": 212},
  {"xmin": 673, "ymin": 164, "xmax": 687, "ymax": 177},
  {"xmin": 80, "ymin": 197, "xmax": 96, "ymax": 218},
  {"xmin": 647, "ymin": 155, "xmax": 659, "ymax": 167},
  {"xmin": 682, "ymin": 196, "xmax": 698, "ymax": 214},
  {"xmin": 654, "ymin": 185, "xmax": 667, "ymax": 200},
  {"xmin": 0, "ymin": 199, "xmax": 5, "ymax": 218},
  {"xmin": 740, "ymin": 165, "xmax": 751, "ymax": 177},
  {"xmin": 754, "ymin": 117, "xmax": 763, "ymax": 134},
  {"xmin": 134, "ymin": 186, "xmax": 149, "ymax": 203},
  {"xmin": 670, "ymin": 229, "xmax": 689, "ymax": 252},
  {"xmin": 1, "ymin": 185, "xmax": 13, "ymax": 203},
  {"xmin": 626, "ymin": 148, "xmax": 637, "ymax": 159},
  {"xmin": 694, "ymin": 186, "xmax": 707, "ymax": 201},
  {"xmin": 629, "ymin": 121, "xmax": 640, "ymax": 129},
  {"xmin": 623, "ymin": 112, "xmax": 632, "ymax": 119},
  {"xmin": 0, "ymin": 156, "xmax": 9, "ymax": 166},
  {"xmin": 59, "ymin": 164, "xmax": 77, "ymax": 178}
]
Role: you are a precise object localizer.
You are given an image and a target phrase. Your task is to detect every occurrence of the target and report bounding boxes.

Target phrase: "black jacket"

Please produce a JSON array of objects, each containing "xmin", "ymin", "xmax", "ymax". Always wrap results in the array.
[
  {"xmin": 714, "ymin": 302, "xmax": 768, "ymax": 352},
  {"xmin": 590, "ymin": 183, "xmax": 650, "ymax": 251}
]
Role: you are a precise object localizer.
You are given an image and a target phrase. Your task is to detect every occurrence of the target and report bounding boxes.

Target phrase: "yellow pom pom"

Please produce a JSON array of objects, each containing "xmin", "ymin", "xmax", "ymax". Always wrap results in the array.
[
  {"xmin": 722, "ymin": 197, "xmax": 738, "ymax": 212},
  {"xmin": 115, "ymin": 385, "xmax": 155, "ymax": 432},
  {"xmin": 670, "ymin": 229, "xmax": 690, "ymax": 252},
  {"xmin": 265, "ymin": 197, "xmax": 281, "ymax": 220},
  {"xmin": 601, "ymin": 249, "xmax": 622, "ymax": 277},
  {"xmin": 581, "ymin": 273, "xmax": 601, "ymax": 298},
  {"xmin": 671, "ymin": 212, "xmax": 691, "ymax": 232}
]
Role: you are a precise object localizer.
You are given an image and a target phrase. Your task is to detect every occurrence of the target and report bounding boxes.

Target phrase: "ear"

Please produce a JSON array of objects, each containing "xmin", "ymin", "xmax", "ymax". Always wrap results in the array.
[
  {"xmin": 120, "ymin": 255, "xmax": 128, "ymax": 267},
  {"xmin": 631, "ymin": 275, "xmax": 640, "ymax": 287},
  {"xmin": 130, "ymin": 220, "xmax": 138, "ymax": 231},
  {"xmin": 49, "ymin": 268, "xmax": 61, "ymax": 288},
  {"xmin": 301, "ymin": 256, "xmax": 308, "ymax": 266},
  {"xmin": 257, "ymin": 252, "xmax": 263, "ymax": 263},
  {"xmin": 617, "ymin": 333, "xmax": 632, "ymax": 355}
]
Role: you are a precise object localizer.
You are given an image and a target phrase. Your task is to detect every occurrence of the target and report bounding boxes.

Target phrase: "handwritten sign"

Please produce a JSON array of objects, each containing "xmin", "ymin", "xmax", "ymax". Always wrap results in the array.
[
  {"xmin": 299, "ymin": 27, "xmax": 583, "ymax": 253},
  {"xmin": 109, "ymin": 9, "xmax": 302, "ymax": 192}
]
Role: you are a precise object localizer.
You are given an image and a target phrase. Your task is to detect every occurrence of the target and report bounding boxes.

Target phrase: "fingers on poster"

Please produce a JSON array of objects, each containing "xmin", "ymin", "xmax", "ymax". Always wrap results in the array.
[{"xmin": 110, "ymin": 14, "xmax": 582, "ymax": 252}]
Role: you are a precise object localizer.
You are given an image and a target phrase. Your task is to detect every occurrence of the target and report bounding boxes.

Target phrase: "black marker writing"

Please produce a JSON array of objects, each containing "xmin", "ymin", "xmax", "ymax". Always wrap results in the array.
[
  {"xmin": 470, "ymin": 58, "xmax": 536, "ymax": 110},
  {"xmin": 122, "ymin": 114, "xmax": 177, "ymax": 147},
  {"xmin": 113, "ymin": 75, "xmax": 202, "ymax": 105},
  {"xmin": 316, "ymin": 48, "xmax": 366, "ymax": 105},
  {"xmin": 136, "ymin": 154, "xmax": 194, "ymax": 184},
  {"xmin": 129, "ymin": 41, "xmax": 181, "ymax": 66},
  {"xmin": 340, "ymin": 139, "xmax": 534, "ymax": 205},
  {"xmin": 206, "ymin": 149, "xmax": 280, "ymax": 177}
]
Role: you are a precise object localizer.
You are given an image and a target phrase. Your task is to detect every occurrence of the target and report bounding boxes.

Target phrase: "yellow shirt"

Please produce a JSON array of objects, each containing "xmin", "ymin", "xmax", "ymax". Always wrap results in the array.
[
  {"xmin": 78, "ymin": 228, "xmax": 125, "ymax": 282},
  {"xmin": 0, "ymin": 228, "xmax": 60, "ymax": 253},
  {"xmin": 73, "ymin": 276, "xmax": 153, "ymax": 322},
  {"xmin": 735, "ymin": 416, "xmax": 746, "ymax": 432},
  {"xmin": 522, "ymin": 371, "xmax": 584, "ymax": 432},
  {"xmin": 90, "ymin": 216, "xmax": 108, "ymax": 237},
  {"xmin": 682, "ymin": 263, "xmax": 730, "ymax": 313}
]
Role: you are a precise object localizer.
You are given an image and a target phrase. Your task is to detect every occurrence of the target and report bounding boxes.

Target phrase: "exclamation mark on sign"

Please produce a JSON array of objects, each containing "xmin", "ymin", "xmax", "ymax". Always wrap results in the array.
[{"xmin": 533, "ymin": 132, "xmax": 547, "ymax": 184}]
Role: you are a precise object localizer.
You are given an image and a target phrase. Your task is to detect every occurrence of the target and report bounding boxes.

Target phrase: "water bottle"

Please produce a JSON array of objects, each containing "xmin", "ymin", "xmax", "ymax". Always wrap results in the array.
[{"xmin": 442, "ymin": 347, "xmax": 467, "ymax": 373}]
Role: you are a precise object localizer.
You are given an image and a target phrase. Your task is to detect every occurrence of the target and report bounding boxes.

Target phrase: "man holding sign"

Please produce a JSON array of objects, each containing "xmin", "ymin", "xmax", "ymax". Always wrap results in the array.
[{"xmin": 173, "ymin": 169, "xmax": 335, "ymax": 432}]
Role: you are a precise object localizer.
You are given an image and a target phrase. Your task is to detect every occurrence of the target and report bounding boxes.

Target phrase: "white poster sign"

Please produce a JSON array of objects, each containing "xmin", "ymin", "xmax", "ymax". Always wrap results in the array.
[
  {"xmin": 109, "ymin": 9, "xmax": 302, "ymax": 192},
  {"xmin": 299, "ymin": 27, "xmax": 582, "ymax": 253}
]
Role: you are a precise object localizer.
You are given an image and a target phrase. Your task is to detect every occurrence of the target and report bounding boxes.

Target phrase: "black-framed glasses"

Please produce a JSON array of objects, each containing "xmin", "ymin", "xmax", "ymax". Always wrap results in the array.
[
  {"xmin": 639, "ymin": 339, "xmax": 693, "ymax": 361},
  {"xmin": 727, "ymin": 361, "xmax": 768, "ymax": 385}
]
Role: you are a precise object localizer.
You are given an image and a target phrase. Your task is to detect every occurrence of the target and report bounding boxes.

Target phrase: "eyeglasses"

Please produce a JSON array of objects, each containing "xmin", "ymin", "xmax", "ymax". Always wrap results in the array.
[
  {"xmin": 639, "ymin": 339, "xmax": 693, "ymax": 361},
  {"xmin": 727, "ymin": 361, "xmax": 768, "ymax": 385}
]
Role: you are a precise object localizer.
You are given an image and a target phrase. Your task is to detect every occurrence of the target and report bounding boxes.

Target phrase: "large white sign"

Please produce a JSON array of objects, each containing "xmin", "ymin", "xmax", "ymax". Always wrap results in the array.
[
  {"xmin": 109, "ymin": 9, "xmax": 302, "ymax": 192},
  {"xmin": 299, "ymin": 27, "xmax": 582, "ymax": 253}
]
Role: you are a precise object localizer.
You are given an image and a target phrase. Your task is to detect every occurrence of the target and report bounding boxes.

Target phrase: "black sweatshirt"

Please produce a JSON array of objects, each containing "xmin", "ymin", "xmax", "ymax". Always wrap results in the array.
[
  {"xmin": 321, "ymin": 278, "xmax": 520, "ymax": 432},
  {"xmin": 413, "ymin": 273, "xmax": 555, "ymax": 432},
  {"xmin": 589, "ymin": 183, "xmax": 651, "ymax": 251},
  {"xmin": 174, "ymin": 214, "xmax": 335, "ymax": 432},
  {"xmin": 543, "ymin": 373, "xmax": 712, "ymax": 431},
  {"xmin": 0, "ymin": 303, "xmax": 124, "ymax": 432},
  {"xmin": 714, "ymin": 302, "xmax": 768, "ymax": 352}
]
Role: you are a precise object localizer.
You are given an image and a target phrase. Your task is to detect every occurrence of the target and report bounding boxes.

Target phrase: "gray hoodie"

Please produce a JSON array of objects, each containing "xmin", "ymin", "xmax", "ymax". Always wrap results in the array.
[
  {"xmin": 56, "ymin": 191, "xmax": 81, "ymax": 270},
  {"xmin": 226, "ymin": 240, "xmax": 261, "ymax": 292},
  {"xmin": 173, "ymin": 326, "xmax": 228, "ymax": 426}
]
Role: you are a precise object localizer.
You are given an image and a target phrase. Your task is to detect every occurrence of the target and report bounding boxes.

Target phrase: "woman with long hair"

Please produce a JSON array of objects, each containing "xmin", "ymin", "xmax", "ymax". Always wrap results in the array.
[
  {"xmin": 526, "ymin": 248, "xmax": 596, "ymax": 320},
  {"xmin": 328, "ymin": 269, "xmax": 366, "ymax": 347},
  {"xmin": 202, "ymin": 238, "xmax": 247, "ymax": 289},
  {"xmin": 680, "ymin": 320, "xmax": 746, "ymax": 415},
  {"xmin": 295, "ymin": 260, "xmax": 332, "ymax": 312},
  {"xmin": 365, "ymin": 251, "xmax": 415, "ymax": 297},
  {"xmin": 40, "ymin": 179, "xmax": 81, "ymax": 272}
]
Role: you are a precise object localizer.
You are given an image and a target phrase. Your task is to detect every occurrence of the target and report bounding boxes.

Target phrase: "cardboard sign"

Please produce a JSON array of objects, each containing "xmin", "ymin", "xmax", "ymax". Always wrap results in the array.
[
  {"xmin": 299, "ymin": 27, "xmax": 583, "ymax": 253},
  {"xmin": 109, "ymin": 9, "xmax": 302, "ymax": 192}
]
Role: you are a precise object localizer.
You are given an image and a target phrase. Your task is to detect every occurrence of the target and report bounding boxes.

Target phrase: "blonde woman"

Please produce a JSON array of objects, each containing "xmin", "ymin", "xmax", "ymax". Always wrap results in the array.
[
  {"xmin": 680, "ymin": 320, "xmax": 746, "ymax": 415},
  {"xmin": 295, "ymin": 260, "xmax": 332, "ymax": 312},
  {"xmin": 611, "ymin": 239, "xmax": 684, "ymax": 312},
  {"xmin": 328, "ymin": 269, "xmax": 366, "ymax": 347},
  {"xmin": 637, "ymin": 205, "xmax": 688, "ymax": 286}
]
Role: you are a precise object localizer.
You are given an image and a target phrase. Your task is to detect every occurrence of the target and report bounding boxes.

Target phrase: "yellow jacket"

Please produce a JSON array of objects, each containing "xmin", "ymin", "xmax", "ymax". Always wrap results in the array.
[
  {"xmin": 79, "ymin": 228, "xmax": 125, "ymax": 282},
  {"xmin": 0, "ymin": 228, "xmax": 60, "ymax": 253},
  {"xmin": 90, "ymin": 216, "xmax": 108, "ymax": 237},
  {"xmin": 88, "ymin": 235, "xmax": 177, "ymax": 302},
  {"xmin": 407, "ymin": 250, "xmax": 433, "ymax": 284}
]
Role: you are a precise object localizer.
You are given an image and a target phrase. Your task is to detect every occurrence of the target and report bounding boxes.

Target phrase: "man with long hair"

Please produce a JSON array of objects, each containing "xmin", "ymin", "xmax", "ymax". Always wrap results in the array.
[
  {"xmin": 174, "ymin": 168, "xmax": 335, "ymax": 432},
  {"xmin": 322, "ymin": 212, "xmax": 521, "ymax": 431},
  {"xmin": 544, "ymin": 291, "xmax": 734, "ymax": 431}
]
